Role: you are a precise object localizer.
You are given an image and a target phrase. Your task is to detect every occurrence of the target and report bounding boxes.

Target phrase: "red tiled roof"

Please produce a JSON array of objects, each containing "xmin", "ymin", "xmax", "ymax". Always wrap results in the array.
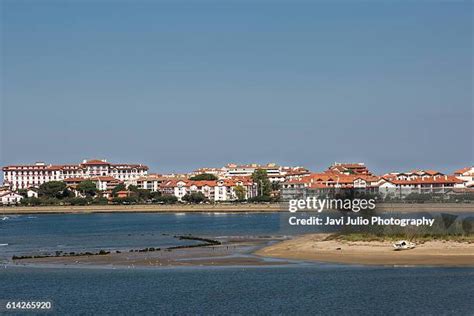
[
  {"xmin": 81, "ymin": 160, "xmax": 110, "ymax": 165},
  {"xmin": 90, "ymin": 176, "xmax": 117, "ymax": 181},
  {"xmin": 189, "ymin": 180, "xmax": 217, "ymax": 187},
  {"xmin": 386, "ymin": 176, "xmax": 464, "ymax": 185},
  {"xmin": 454, "ymin": 167, "xmax": 473, "ymax": 175}
]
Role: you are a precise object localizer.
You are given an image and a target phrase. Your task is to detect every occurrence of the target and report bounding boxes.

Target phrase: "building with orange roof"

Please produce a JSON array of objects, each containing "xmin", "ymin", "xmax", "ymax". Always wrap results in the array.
[
  {"xmin": 377, "ymin": 175, "xmax": 465, "ymax": 196},
  {"xmin": 115, "ymin": 190, "xmax": 132, "ymax": 198},
  {"xmin": 0, "ymin": 190, "xmax": 24, "ymax": 205},
  {"xmin": 454, "ymin": 166, "xmax": 474, "ymax": 187},
  {"xmin": 328, "ymin": 162, "xmax": 373, "ymax": 175}
]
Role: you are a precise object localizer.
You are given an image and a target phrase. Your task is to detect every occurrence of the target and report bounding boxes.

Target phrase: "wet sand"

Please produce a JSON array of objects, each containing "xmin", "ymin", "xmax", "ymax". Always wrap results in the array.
[
  {"xmin": 12, "ymin": 237, "xmax": 292, "ymax": 267},
  {"xmin": 9, "ymin": 233, "xmax": 474, "ymax": 268},
  {"xmin": 255, "ymin": 234, "xmax": 474, "ymax": 267}
]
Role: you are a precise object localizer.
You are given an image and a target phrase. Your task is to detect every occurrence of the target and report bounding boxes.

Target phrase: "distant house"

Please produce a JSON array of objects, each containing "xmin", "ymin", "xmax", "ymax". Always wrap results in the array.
[
  {"xmin": 0, "ymin": 191, "xmax": 24, "ymax": 205},
  {"xmin": 115, "ymin": 190, "xmax": 132, "ymax": 198},
  {"xmin": 27, "ymin": 188, "xmax": 39, "ymax": 198},
  {"xmin": 136, "ymin": 174, "xmax": 166, "ymax": 192},
  {"xmin": 159, "ymin": 178, "xmax": 256, "ymax": 201},
  {"xmin": 378, "ymin": 175, "xmax": 464, "ymax": 195},
  {"xmin": 454, "ymin": 167, "xmax": 474, "ymax": 187},
  {"xmin": 328, "ymin": 162, "xmax": 373, "ymax": 175},
  {"xmin": 90, "ymin": 176, "xmax": 123, "ymax": 191}
]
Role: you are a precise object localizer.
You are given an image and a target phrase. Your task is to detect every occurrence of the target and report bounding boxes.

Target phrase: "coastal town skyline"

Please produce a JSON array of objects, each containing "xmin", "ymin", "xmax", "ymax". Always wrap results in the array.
[{"xmin": 2, "ymin": 158, "xmax": 473, "ymax": 205}]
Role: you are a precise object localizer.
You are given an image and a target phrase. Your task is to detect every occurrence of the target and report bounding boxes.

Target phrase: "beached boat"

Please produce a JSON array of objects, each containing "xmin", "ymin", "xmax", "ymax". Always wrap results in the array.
[{"xmin": 393, "ymin": 240, "xmax": 416, "ymax": 251}]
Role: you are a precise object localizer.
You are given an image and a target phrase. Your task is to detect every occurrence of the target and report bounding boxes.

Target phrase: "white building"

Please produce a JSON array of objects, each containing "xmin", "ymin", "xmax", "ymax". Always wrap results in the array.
[
  {"xmin": 191, "ymin": 163, "xmax": 309, "ymax": 183},
  {"xmin": 27, "ymin": 188, "xmax": 38, "ymax": 198},
  {"xmin": 454, "ymin": 167, "xmax": 474, "ymax": 187},
  {"xmin": 2, "ymin": 159, "xmax": 148, "ymax": 190},
  {"xmin": 0, "ymin": 191, "xmax": 24, "ymax": 205},
  {"xmin": 136, "ymin": 174, "xmax": 166, "ymax": 191},
  {"xmin": 160, "ymin": 178, "xmax": 256, "ymax": 201},
  {"xmin": 378, "ymin": 174, "xmax": 465, "ymax": 195}
]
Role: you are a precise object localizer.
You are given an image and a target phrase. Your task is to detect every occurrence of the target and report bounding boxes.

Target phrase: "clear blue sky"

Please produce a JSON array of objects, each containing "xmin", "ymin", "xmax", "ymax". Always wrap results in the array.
[{"xmin": 1, "ymin": 0, "xmax": 472, "ymax": 174}]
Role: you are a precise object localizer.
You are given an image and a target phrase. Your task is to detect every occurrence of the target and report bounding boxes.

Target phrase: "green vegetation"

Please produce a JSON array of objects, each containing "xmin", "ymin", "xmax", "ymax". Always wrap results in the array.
[
  {"xmin": 17, "ymin": 189, "xmax": 28, "ymax": 197},
  {"xmin": 128, "ymin": 185, "xmax": 153, "ymax": 200},
  {"xmin": 189, "ymin": 173, "xmax": 218, "ymax": 181},
  {"xmin": 153, "ymin": 195, "xmax": 178, "ymax": 204},
  {"xmin": 20, "ymin": 197, "xmax": 42, "ymax": 206},
  {"xmin": 333, "ymin": 212, "xmax": 474, "ymax": 242},
  {"xmin": 65, "ymin": 197, "xmax": 89, "ymax": 206},
  {"xmin": 234, "ymin": 185, "xmax": 246, "ymax": 201},
  {"xmin": 182, "ymin": 192, "xmax": 207, "ymax": 204},
  {"xmin": 38, "ymin": 181, "xmax": 68, "ymax": 199},
  {"xmin": 111, "ymin": 183, "xmax": 126, "ymax": 197},
  {"xmin": 251, "ymin": 169, "xmax": 272, "ymax": 197},
  {"xmin": 248, "ymin": 195, "xmax": 273, "ymax": 203},
  {"xmin": 77, "ymin": 180, "xmax": 98, "ymax": 197},
  {"xmin": 330, "ymin": 232, "xmax": 474, "ymax": 243}
]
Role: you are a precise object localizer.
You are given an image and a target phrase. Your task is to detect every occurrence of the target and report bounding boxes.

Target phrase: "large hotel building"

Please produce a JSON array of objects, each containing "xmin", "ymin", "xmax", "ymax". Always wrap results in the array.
[{"xmin": 2, "ymin": 159, "xmax": 148, "ymax": 190}]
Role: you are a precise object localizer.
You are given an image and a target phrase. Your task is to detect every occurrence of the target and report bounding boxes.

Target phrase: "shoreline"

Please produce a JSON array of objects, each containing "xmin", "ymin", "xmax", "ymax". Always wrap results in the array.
[
  {"xmin": 1, "ymin": 202, "xmax": 474, "ymax": 215},
  {"xmin": 6, "ymin": 232, "xmax": 474, "ymax": 268},
  {"xmin": 255, "ymin": 233, "xmax": 474, "ymax": 267},
  {"xmin": 8, "ymin": 237, "xmax": 292, "ymax": 268}
]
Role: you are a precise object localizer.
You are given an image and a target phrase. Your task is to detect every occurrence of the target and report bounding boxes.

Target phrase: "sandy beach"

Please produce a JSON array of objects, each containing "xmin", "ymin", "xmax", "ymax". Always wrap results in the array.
[
  {"xmin": 255, "ymin": 234, "xmax": 474, "ymax": 267},
  {"xmin": 2, "ymin": 202, "xmax": 474, "ymax": 214}
]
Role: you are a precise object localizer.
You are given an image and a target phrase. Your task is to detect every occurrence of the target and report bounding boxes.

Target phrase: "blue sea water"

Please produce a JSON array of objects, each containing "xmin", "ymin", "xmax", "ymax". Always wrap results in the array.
[
  {"xmin": 1, "ymin": 213, "xmax": 473, "ymax": 315},
  {"xmin": 1, "ymin": 212, "xmax": 345, "ymax": 259},
  {"xmin": 0, "ymin": 213, "xmax": 289, "ymax": 259},
  {"xmin": 1, "ymin": 266, "xmax": 473, "ymax": 315}
]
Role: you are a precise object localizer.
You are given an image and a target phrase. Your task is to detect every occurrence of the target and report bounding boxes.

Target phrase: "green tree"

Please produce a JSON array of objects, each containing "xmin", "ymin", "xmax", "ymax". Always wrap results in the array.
[
  {"xmin": 128, "ymin": 185, "xmax": 151, "ymax": 201},
  {"xmin": 38, "ymin": 181, "xmax": 67, "ymax": 199},
  {"xmin": 182, "ymin": 192, "xmax": 207, "ymax": 203},
  {"xmin": 271, "ymin": 182, "xmax": 281, "ymax": 191},
  {"xmin": 128, "ymin": 185, "xmax": 139, "ymax": 192},
  {"xmin": 234, "ymin": 185, "xmax": 246, "ymax": 201},
  {"xmin": 154, "ymin": 195, "xmax": 178, "ymax": 204},
  {"xmin": 251, "ymin": 169, "xmax": 272, "ymax": 197},
  {"xmin": 189, "ymin": 173, "xmax": 218, "ymax": 181},
  {"xmin": 20, "ymin": 197, "xmax": 41, "ymax": 206},
  {"xmin": 112, "ymin": 183, "xmax": 127, "ymax": 197},
  {"xmin": 248, "ymin": 195, "xmax": 272, "ymax": 203},
  {"xmin": 17, "ymin": 189, "xmax": 28, "ymax": 198},
  {"xmin": 77, "ymin": 180, "xmax": 98, "ymax": 197},
  {"xmin": 150, "ymin": 191, "xmax": 162, "ymax": 201}
]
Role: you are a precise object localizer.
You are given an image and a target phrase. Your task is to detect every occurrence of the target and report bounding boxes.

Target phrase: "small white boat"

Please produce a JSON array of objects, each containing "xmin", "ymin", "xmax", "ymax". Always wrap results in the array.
[
  {"xmin": 1, "ymin": 216, "xmax": 9, "ymax": 221},
  {"xmin": 393, "ymin": 240, "xmax": 416, "ymax": 251}
]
